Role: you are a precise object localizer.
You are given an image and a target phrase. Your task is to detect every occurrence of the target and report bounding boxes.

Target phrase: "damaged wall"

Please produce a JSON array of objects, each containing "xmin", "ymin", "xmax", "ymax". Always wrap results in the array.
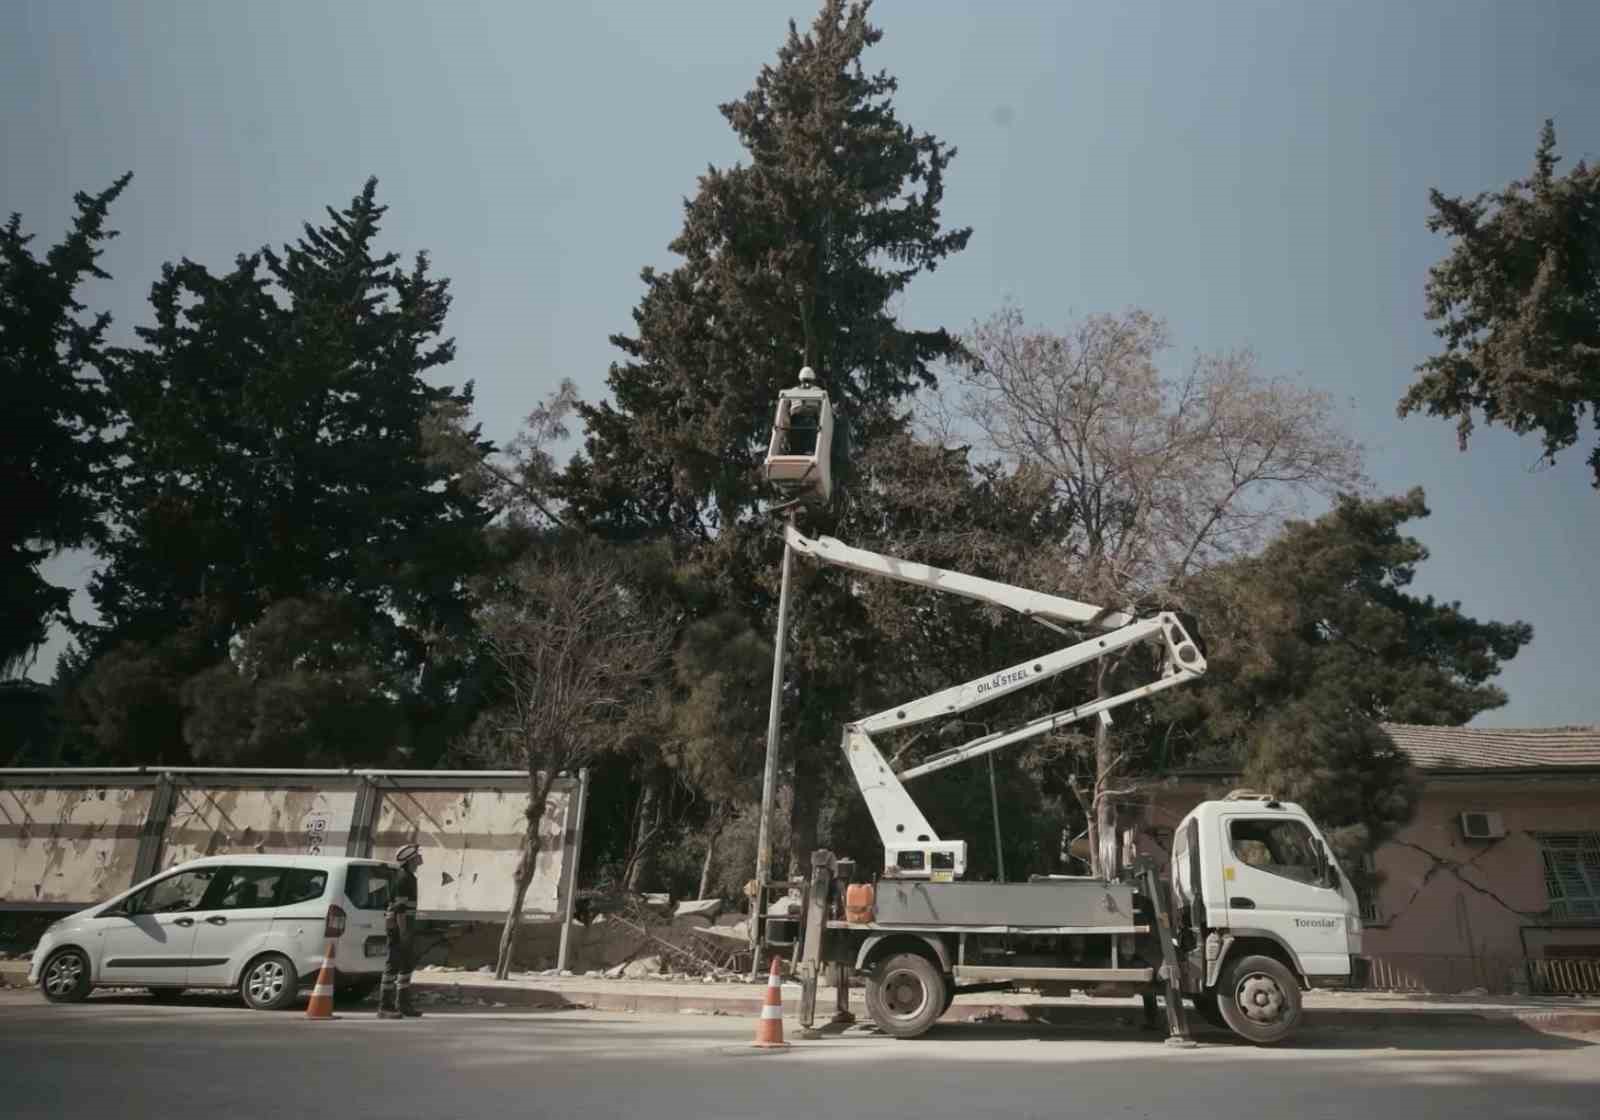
[
  {"xmin": 1360, "ymin": 780, "xmax": 1600, "ymax": 989},
  {"xmin": 158, "ymin": 786, "xmax": 358, "ymax": 870},
  {"xmin": 0, "ymin": 770, "xmax": 585, "ymax": 922},
  {"xmin": 0, "ymin": 783, "xmax": 155, "ymax": 905},
  {"xmin": 370, "ymin": 784, "xmax": 575, "ymax": 918}
]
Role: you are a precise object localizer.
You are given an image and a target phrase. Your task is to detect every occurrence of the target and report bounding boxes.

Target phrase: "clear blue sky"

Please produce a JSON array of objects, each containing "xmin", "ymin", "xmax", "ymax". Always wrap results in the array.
[{"xmin": 5, "ymin": 1, "xmax": 1597, "ymax": 727}]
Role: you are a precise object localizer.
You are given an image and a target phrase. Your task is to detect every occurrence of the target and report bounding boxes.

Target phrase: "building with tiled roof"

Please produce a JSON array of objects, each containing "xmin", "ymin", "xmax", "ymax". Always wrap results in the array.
[
  {"xmin": 1379, "ymin": 722, "xmax": 1600, "ymax": 773},
  {"xmin": 1144, "ymin": 722, "xmax": 1600, "ymax": 994}
]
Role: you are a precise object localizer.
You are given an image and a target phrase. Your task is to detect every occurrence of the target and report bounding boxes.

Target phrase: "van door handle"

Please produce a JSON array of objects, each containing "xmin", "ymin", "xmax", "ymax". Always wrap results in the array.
[
  {"xmin": 206, "ymin": 916, "xmax": 228, "ymax": 926},
  {"xmin": 173, "ymin": 917, "xmax": 195, "ymax": 927},
  {"xmin": 1229, "ymin": 897, "xmax": 1256, "ymax": 909}
]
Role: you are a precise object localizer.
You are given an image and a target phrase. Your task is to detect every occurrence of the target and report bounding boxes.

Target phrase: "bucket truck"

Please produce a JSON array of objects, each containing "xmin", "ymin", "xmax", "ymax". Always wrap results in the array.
[{"xmin": 758, "ymin": 372, "xmax": 1365, "ymax": 1046}]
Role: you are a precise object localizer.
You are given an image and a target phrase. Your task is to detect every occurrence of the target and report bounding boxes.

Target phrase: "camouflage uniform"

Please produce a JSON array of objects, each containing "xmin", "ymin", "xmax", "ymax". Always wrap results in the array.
[{"xmin": 379, "ymin": 851, "xmax": 422, "ymax": 1019}]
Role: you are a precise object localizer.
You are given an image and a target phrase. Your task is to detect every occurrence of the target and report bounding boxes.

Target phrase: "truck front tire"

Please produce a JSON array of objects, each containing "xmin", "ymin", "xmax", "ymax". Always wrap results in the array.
[
  {"xmin": 1216, "ymin": 954, "xmax": 1302, "ymax": 1045},
  {"xmin": 864, "ymin": 952, "xmax": 948, "ymax": 1039}
]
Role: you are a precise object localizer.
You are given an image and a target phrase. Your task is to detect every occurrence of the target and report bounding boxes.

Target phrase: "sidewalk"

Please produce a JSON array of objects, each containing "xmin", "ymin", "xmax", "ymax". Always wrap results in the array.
[
  {"xmin": 407, "ymin": 966, "xmax": 1600, "ymax": 1035},
  {"xmin": 4, "ymin": 958, "xmax": 1596, "ymax": 1035}
]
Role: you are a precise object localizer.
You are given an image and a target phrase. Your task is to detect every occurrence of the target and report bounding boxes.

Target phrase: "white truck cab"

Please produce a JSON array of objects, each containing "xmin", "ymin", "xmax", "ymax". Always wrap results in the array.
[{"xmin": 1170, "ymin": 794, "xmax": 1362, "ymax": 1040}]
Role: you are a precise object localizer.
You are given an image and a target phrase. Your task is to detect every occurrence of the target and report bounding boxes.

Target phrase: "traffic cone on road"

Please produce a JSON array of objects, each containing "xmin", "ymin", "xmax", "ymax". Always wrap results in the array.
[
  {"xmin": 751, "ymin": 955, "xmax": 790, "ymax": 1049},
  {"xmin": 305, "ymin": 940, "xmax": 338, "ymax": 1021}
]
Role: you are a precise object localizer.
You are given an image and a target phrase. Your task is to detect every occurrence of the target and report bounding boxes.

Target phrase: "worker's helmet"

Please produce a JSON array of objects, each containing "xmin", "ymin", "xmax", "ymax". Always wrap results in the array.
[{"xmin": 394, "ymin": 843, "xmax": 423, "ymax": 868}]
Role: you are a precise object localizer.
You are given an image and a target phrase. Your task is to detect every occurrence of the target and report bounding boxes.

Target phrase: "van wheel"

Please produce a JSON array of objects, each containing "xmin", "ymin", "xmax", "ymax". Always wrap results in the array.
[
  {"xmin": 240, "ymin": 953, "xmax": 299, "ymax": 1011},
  {"xmin": 40, "ymin": 948, "xmax": 92, "ymax": 1004},
  {"xmin": 1217, "ymin": 954, "xmax": 1302, "ymax": 1045},
  {"xmin": 864, "ymin": 953, "xmax": 947, "ymax": 1039}
]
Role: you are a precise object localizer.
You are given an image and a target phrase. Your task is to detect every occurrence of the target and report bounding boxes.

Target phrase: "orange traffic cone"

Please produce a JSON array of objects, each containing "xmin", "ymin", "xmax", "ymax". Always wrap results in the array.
[
  {"xmin": 752, "ymin": 955, "xmax": 790, "ymax": 1049},
  {"xmin": 305, "ymin": 939, "xmax": 338, "ymax": 1020}
]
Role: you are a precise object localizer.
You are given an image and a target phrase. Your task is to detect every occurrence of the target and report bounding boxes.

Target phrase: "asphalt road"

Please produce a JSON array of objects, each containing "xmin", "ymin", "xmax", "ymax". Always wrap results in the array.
[{"xmin": 1, "ymin": 989, "xmax": 1595, "ymax": 1119}]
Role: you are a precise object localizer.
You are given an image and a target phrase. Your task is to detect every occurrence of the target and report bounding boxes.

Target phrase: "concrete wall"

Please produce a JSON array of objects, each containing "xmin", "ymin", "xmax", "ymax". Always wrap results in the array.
[
  {"xmin": 0, "ymin": 770, "xmax": 585, "ymax": 922},
  {"xmin": 1359, "ymin": 779, "xmax": 1600, "ymax": 991},
  {"xmin": 370, "ymin": 784, "xmax": 575, "ymax": 918},
  {"xmin": 159, "ymin": 786, "xmax": 358, "ymax": 869},
  {"xmin": 0, "ymin": 784, "xmax": 155, "ymax": 905}
]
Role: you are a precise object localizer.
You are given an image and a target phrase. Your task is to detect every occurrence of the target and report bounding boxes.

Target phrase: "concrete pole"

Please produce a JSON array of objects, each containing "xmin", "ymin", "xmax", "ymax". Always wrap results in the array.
[
  {"xmin": 988, "ymin": 754, "xmax": 1006, "ymax": 884},
  {"xmin": 750, "ymin": 521, "xmax": 796, "ymax": 976},
  {"xmin": 556, "ymin": 768, "xmax": 590, "ymax": 974}
]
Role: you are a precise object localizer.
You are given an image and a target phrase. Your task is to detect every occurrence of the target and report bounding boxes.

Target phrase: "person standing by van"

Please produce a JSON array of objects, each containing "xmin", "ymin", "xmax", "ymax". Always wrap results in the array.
[{"xmin": 378, "ymin": 844, "xmax": 424, "ymax": 1020}]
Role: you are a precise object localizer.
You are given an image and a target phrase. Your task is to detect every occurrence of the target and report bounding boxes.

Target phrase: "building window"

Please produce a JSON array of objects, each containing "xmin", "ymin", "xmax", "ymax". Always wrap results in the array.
[{"xmin": 1537, "ymin": 832, "xmax": 1600, "ymax": 922}]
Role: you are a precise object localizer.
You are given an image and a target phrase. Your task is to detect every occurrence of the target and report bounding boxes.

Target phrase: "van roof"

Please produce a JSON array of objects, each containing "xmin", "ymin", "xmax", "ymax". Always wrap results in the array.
[{"xmin": 160, "ymin": 854, "xmax": 392, "ymax": 870}]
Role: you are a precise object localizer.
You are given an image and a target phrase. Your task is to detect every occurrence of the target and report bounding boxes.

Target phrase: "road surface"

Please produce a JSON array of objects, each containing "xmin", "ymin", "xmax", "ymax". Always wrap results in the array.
[{"xmin": 1, "ymin": 989, "xmax": 1594, "ymax": 1119}]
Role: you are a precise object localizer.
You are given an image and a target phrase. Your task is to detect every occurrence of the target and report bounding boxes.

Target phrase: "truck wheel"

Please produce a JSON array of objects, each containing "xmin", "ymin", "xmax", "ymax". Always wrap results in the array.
[
  {"xmin": 1217, "ymin": 954, "xmax": 1302, "ymax": 1045},
  {"xmin": 865, "ymin": 953, "xmax": 947, "ymax": 1039}
]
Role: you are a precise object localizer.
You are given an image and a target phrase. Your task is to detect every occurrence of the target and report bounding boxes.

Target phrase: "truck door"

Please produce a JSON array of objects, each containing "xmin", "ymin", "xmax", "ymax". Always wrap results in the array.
[
  {"xmin": 1170, "ymin": 817, "xmax": 1207, "ymax": 986},
  {"xmin": 1218, "ymin": 813, "xmax": 1349, "ymax": 977},
  {"xmin": 1171, "ymin": 818, "xmax": 1205, "ymax": 940}
]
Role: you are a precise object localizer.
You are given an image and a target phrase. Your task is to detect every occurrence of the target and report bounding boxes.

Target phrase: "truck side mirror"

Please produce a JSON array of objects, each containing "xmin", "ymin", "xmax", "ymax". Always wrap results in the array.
[{"xmin": 1316, "ymin": 844, "xmax": 1337, "ymax": 889}]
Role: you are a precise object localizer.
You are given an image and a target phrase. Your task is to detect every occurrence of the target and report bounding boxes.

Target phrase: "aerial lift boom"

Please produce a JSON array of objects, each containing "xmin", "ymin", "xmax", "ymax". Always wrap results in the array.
[{"xmin": 783, "ymin": 524, "xmax": 1207, "ymax": 879}]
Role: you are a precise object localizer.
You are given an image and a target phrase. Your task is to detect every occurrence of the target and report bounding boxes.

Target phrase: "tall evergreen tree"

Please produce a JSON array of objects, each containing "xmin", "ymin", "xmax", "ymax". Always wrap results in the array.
[
  {"xmin": 557, "ymin": 0, "xmax": 971, "ymax": 870},
  {"xmin": 1153, "ymin": 487, "xmax": 1534, "ymax": 858},
  {"xmin": 0, "ymin": 174, "xmax": 130, "ymax": 675},
  {"xmin": 71, "ymin": 179, "xmax": 492, "ymax": 765},
  {"xmin": 1399, "ymin": 120, "xmax": 1600, "ymax": 487}
]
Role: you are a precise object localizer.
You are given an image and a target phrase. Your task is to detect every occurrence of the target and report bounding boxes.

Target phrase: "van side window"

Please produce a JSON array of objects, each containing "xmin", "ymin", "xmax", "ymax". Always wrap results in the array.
[
  {"xmin": 214, "ymin": 866, "xmax": 287, "ymax": 909},
  {"xmin": 131, "ymin": 868, "xmax": 220, "ymax": 914},
  {"xmin": 344, "ymin": 865, "xmax": 396, "ymax": 911},
  {"xmin": 280, "ymin": 868, "xmax": 328, "ymax": 906},
  {"xmin": 1229, "ymin": 818, "xmax": 1320, "ymax": 885}
]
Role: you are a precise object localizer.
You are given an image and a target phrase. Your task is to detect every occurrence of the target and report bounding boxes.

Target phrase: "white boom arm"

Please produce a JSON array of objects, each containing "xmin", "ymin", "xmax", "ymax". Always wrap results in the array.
[{"xmin": 784, "ymin": 526, "xmax": 1207, "ymax": 878}]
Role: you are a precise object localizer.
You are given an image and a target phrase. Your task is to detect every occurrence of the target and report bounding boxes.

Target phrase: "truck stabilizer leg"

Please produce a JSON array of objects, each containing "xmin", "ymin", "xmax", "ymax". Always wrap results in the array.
[{"xmin": 1141, "ymin": 863, "xmax": 1196, "ymax": 1048}]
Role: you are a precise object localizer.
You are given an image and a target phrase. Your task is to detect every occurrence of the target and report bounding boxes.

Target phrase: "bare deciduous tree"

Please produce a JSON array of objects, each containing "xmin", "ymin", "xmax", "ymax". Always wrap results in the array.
[
  {"xmin": 955, "ymin": 305, "xmax": 1367, "ymax": 874},
  {"xmin": 465, "ymin": 546, "xmax": 672, "ymax": 979}
]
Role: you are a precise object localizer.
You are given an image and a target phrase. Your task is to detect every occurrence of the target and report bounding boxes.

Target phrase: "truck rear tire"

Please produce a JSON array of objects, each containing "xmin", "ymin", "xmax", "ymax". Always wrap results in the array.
[
  {"xmin": 865, "ymin": 953, "xmax": 947, "ymax": 1039},
  {"xmin": 1217, "ymin": 954, "xmax": 1302, "ymax": 1045}
]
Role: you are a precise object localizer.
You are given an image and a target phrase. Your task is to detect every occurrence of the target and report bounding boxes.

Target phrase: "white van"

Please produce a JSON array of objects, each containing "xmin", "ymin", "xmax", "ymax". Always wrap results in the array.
[{"xmin": 29, "ymin": 855, "xmax": 398, "ymax": 1010}]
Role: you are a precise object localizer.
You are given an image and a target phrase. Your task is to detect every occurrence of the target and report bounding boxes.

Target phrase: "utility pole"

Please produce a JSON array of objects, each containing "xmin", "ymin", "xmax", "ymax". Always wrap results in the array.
[
  {"xmin": 988, "ymin": 754, "xmax": 1006, "ymax": 884},
  {"xmin": 750, "ymin": 514, "xmax": 796, "ymax": 975}
]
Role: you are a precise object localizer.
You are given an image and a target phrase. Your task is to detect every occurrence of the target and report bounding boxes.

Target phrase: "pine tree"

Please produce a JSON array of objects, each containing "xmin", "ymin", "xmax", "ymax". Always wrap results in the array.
[
  {"xmin": 72, "ymin": 179, "xmax": 492, "ymax": 764},
  {"xmin": 0, "ymin": 174, "xmax": 130, "ymax": 674},
  {"xmin": 1399, "ymin": 120, "xmax": 1600, "ymax": 487},
  {"xmin": 1154, "ymin": 487, "xmax": 1534, "ymax": 858},
  {"xmin": 557, "ymin": 0, "xmax": 971, "ymax": 871}
]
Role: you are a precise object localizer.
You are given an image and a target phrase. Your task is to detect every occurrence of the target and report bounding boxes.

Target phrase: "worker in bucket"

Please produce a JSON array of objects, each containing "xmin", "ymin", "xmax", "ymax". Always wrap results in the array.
[{"xmin": 379, "ymin": 843, "xmax": 424, "ymax": 1020}]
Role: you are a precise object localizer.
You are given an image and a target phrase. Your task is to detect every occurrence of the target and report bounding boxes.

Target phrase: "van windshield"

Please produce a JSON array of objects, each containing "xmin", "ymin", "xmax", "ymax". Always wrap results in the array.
[{"xmin": 345, "ymin": 865, "xmax": 396, "ymax": 911}]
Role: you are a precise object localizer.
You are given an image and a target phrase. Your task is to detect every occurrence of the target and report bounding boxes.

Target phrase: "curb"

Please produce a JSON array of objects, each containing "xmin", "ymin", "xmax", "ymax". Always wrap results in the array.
[{"xmin": 411, "ymin": 980, "xmax": 1600, "ymax": 1036}]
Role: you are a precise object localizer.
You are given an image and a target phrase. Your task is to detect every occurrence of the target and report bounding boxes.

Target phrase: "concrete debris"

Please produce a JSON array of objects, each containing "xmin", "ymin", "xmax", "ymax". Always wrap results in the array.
[
  {"xmin": 623, "ymin": 955, "xmax": 663, "ymax": 979},
  {"xmin": 673, "ymin": 899, "xmax": 723, "ymax": 927}
]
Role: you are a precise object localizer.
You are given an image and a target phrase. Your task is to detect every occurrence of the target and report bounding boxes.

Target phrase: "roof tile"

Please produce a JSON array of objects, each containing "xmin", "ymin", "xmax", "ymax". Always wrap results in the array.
[{"xmin": 1380, "ymin": 723, "xmax": 1600, "ymax": 772}]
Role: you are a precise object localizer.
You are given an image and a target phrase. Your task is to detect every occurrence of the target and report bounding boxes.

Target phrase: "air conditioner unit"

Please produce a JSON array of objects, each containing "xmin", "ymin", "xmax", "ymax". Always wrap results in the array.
[{"xmin": 1459, "ymin": 811, "xmax": 1505, "ymax": 840}]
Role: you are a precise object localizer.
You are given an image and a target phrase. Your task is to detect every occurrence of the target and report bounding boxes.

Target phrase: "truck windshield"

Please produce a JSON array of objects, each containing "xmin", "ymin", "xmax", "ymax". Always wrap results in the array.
[{"xmin": 1229, "ymin": 818, "xmax": 1320, "ymax": 885}]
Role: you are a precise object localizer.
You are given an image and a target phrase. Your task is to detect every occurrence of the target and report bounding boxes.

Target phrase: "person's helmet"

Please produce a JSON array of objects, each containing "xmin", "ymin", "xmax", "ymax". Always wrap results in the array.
[{"xmin": 394, "ymin": 843, "xmax": 423, "ymax": 867}]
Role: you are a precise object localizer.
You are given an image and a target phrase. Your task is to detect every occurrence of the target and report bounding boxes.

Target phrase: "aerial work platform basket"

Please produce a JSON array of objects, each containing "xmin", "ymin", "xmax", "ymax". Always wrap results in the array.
[{"xmin": 764, "ymin": 366, "xmax": 834, "ymax": 503}]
